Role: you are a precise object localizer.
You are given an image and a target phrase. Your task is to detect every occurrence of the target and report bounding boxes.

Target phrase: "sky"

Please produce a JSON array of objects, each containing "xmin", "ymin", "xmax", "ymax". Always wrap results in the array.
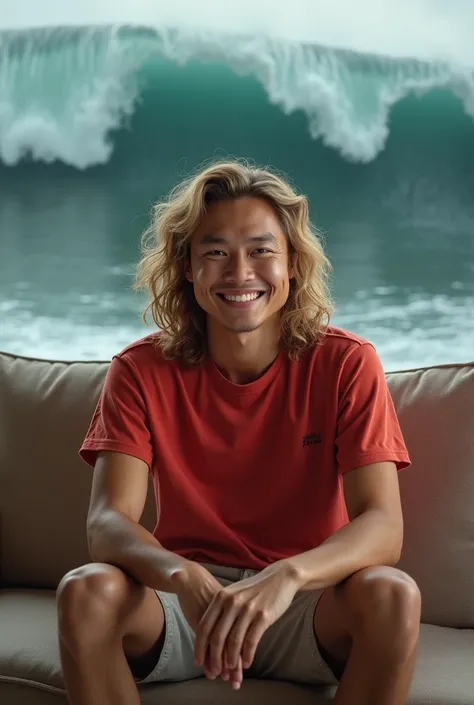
[{"xmin": 1, "ymin": 0, "xmax": 474, "ymax": 66}]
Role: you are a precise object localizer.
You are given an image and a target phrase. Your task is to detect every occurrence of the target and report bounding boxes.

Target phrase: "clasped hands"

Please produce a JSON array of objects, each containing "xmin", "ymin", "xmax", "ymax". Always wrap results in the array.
[{"xmin": 183, "ymin": 560, "xmax": 300, "ymax": 691}]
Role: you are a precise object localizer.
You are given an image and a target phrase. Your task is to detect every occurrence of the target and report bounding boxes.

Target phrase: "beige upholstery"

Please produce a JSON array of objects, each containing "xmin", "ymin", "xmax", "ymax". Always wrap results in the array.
[{"xmin": 0, "ymin": 350, "xmax": 473, "ymax": 704}]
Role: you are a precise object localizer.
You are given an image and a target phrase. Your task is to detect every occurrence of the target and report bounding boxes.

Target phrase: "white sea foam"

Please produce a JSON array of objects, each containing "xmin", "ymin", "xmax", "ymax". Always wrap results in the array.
[{"xmin": 1, "ymin": 290, "xmax": 473, "ymax": 369}]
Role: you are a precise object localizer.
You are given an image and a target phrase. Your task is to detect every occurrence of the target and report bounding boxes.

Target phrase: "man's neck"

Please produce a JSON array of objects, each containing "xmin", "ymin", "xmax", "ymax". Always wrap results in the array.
[{"xmin": 207, "ymin": 321, "xmax": 281, "ymax": 385}]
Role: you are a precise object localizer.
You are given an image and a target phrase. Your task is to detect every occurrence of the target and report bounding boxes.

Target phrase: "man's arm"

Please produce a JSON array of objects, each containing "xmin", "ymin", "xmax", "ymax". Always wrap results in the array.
[
  {"xmin": 282, "ymin": 461, "xmax": 404, "ymax": 592},
  {"xmin": 86, "ymin": 450, "xmax": 192, "ymax": 593},
  {"xmin": 88, "ymin": 450, "xmax": 243, "ymax": 687}
]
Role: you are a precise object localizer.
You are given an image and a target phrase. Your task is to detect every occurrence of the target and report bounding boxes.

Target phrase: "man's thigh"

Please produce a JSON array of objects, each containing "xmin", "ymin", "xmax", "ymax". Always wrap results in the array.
[{"xmin": 249, "ymin": 589, "xmax": 340, "ymax": 686}]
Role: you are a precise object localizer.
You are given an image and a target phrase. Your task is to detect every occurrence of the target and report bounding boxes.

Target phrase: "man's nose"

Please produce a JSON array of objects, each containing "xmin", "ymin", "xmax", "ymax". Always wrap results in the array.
[{"xmin": 223, "ymin": 252, "xmax": 255, "ymax": 283}]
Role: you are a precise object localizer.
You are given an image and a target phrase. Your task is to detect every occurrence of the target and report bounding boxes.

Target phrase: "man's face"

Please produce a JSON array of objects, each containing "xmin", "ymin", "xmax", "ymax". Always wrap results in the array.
[{"xmin": 186, "ymin": 196, "xmax": 294, "ymax": 334}]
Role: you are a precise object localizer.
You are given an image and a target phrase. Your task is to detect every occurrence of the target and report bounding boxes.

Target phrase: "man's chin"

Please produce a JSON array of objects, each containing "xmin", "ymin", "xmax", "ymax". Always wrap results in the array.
[
  {"xmin": 218, "ymin": 315, "xmax": 262, "ymax": 334},
  {"xmin": 224, "ymin": 323, "xmax": 261, "ymax": 334}
]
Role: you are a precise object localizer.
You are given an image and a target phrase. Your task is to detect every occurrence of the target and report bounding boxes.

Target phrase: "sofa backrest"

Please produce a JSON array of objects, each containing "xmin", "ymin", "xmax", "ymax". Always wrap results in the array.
[{"xmin": 0, "ymin": 350, "xmax": 473, "ymax": 629}]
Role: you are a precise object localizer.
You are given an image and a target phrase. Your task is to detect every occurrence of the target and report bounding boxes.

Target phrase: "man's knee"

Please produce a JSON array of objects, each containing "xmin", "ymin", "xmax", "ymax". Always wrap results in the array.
[
  {"xmin": 57, "ymin": 563, "xmax": 130, "ymax": 642},
  {"xmin": 344, "ymin": 566, "xmax": 422, "ymax": 649}
]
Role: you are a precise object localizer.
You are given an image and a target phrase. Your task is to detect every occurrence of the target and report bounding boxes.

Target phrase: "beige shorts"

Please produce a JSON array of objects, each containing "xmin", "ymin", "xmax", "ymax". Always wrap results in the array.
[{"xmin": 135, "ymin": 562, "xmax": 340, "ymax": 687}]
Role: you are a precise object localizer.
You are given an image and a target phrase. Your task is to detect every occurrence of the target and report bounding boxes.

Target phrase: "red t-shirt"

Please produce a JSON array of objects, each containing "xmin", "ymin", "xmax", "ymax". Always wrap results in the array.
[{"xmin": 79, "ymin": 326, "xmax": 411, "ymax": 570}]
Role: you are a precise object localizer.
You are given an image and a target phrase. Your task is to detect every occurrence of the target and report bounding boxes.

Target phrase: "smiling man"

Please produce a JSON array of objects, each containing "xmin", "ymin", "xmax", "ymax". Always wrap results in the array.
[{"xmin": 56, "ymin": 160, "xmax": 421, "ymax": 705}]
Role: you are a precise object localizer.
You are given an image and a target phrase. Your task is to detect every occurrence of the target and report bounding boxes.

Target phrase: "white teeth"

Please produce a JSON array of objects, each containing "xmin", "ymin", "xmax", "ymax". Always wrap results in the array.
[{"xmin": 223, "ymin": 292, "xmax": 261, "ymax": 302}]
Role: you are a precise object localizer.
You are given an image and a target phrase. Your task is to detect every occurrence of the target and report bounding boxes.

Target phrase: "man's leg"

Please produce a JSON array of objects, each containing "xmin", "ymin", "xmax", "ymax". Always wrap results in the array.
[
  {"xmin": 313, "ymin": 565, "xmax": 422, "ymax": 705},
  {"xmin": 57, "ymin": 563, "xmax": 165, "ymax": 705}
]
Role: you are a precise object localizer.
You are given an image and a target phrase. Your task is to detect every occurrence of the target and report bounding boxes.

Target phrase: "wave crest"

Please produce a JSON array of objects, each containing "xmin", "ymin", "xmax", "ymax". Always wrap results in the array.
[{"xmin": 1, "ymin": 24, "xmax": 474, "ymax": 168}]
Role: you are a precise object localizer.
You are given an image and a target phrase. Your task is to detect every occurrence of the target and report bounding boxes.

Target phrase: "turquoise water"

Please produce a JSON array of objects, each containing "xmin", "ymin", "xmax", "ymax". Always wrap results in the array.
[{"xmin": 0, "ymin": 25, "xmax": 473, "ymax": 370}]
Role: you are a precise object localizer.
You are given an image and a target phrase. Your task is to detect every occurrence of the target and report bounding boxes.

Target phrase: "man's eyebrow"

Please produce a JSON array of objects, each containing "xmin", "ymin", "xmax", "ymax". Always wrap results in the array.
[{"xmin": 198, "ymin": 232, "xmax": 278, "ymax": 245}]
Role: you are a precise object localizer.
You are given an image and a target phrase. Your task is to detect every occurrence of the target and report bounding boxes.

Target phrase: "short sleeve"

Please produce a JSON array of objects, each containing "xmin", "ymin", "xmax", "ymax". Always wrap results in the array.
[
  {"xmin": 335, "ymin": 343, "xmax": 411, "ymax": 475},
  {"xmin": 79, "ymin": 355, "xmax": 154, "ymax": 469}
]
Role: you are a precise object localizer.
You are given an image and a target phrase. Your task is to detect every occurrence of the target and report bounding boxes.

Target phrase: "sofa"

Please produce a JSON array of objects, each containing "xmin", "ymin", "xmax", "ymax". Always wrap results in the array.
[{"xmin": 0, "ymin": 348, "xmax": 473, "ymax": 705}]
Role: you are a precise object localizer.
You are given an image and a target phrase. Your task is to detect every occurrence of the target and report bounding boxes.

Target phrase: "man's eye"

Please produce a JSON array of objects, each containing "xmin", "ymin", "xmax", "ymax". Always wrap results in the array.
[
  {"xmin": 254, "ymin": 248, "xmax": 271, "ymax": 254},
  {"xmin": 206, "ymin": 250, "xmax": 225, "ymax": 256}
]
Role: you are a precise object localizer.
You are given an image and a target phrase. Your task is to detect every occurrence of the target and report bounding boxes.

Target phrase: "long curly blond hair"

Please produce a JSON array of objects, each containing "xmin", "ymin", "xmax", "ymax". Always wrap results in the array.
[{"xmin": 134, "ymin": 159, "xmax": 335, "ymax": 364}]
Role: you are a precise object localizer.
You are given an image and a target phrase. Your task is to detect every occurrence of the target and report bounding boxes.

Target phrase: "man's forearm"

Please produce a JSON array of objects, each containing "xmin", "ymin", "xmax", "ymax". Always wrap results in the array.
[
  {"xmin": 281, "ymin": 508, "xmax": 402, "ymax": 592},
  {"xmin": 87, "ymin": 509, "xmax": 192, "ymax": 593}
]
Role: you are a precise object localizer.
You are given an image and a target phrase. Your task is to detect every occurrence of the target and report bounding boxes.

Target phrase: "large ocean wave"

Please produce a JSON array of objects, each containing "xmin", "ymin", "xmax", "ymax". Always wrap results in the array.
[{"xmin": 1, "ymin": 21, "xmax": 474, "ymax": 169}]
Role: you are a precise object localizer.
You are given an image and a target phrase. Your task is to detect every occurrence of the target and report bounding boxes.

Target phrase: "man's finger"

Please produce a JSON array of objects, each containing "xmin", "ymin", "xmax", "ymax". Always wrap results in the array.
[
  {"xmin": 225, "ymin": 608, "xmax": 254, "ymax": 670},
  {"xmin": 208, "ymin": 606, "xmax": 239, "ymax": 676},
  {"xmin": 204, "ymin": 650, "xmax": 213, "ymax": 679},
  {"xmin": 241, "ymin": 615, "xmax": 269, "ymax": 669},
  {"xmin": 227, "ymin": 653, "xmax": 243, "ymax": 691},
  {"xmin": 194, "ymin": 598, "xmax": 221, "ymax": 666}
]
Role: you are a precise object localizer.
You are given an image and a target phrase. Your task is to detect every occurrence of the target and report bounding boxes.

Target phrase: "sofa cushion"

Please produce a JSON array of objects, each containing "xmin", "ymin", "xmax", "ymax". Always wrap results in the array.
[
  {"xmin": 387, "ymin": 362, "xmax": 474, "ymax": 628},
  {"xmin": 0, "ymin": 353, "xmax": 156, "ymax": 589},
  {"xmin": 0, "ymin": 351, "xmax": 473, "ymax": 628},
  {"xmin": 1, "ymin": 588, "xmax": 473, "ymax": 705}
]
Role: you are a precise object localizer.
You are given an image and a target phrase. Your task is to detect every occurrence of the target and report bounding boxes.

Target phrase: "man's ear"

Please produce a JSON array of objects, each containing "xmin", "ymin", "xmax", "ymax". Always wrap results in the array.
[
  {"xmin": 288, "ymin": 251, "xmax": 296, "ymax": 280},
  {"xmin": 185, "ymin": 261, "xmax": 193, "ymax": 282}
]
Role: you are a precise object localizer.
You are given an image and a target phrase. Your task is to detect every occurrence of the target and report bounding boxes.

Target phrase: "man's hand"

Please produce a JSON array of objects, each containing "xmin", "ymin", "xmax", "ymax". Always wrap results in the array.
[
  {"xmin": 174, "ymin": 562, "xmax": 244, "ymax": 689},
  {"xmin": 194, "ymin": 561, "xmax": 301, "ymax": 688}
]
